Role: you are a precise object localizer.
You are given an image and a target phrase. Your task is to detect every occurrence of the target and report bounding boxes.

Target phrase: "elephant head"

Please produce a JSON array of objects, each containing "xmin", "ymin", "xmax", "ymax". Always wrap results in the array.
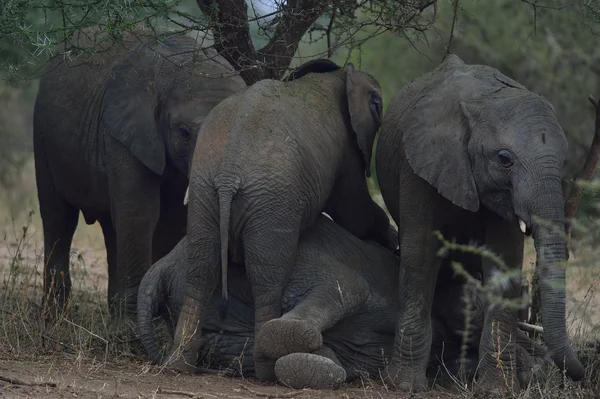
[
  {"xmin": 399, "ymin": 54, "xmax": 584, "ymax": 380},
  {"xmin": 103, "ymin": 39, "xmax": 245, "ymax": 176}
]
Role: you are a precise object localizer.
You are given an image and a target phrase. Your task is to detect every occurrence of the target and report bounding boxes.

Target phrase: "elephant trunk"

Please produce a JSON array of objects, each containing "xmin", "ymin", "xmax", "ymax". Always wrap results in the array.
[
  {"xmin": 137, "ymin": 265, "xmax": 165, "ymax": 364},
  {"xmin": 530, "ymin": 187, "xmax": 585, "ymax": 381}
]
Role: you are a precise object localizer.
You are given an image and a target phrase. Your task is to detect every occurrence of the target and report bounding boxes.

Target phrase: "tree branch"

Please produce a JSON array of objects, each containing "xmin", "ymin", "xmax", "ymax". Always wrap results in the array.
[
  {"xmin": 196, "ymin": 0, "xmax": 261, "ymax": 84},
  {"xmin": 257, "ymin": 0, "xmax": 333, "ymax": 80}
]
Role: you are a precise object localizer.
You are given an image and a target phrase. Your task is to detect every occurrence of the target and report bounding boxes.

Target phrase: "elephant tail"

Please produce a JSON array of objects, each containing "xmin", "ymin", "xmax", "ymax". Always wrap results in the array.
[{"xmin": 217, "ymin": 183, "xmax": 238, "ymax": 323}]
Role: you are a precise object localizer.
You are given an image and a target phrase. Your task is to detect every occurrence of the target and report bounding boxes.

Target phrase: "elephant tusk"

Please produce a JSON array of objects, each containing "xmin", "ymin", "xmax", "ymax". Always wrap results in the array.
[
  {"xmin": 183, "ymin": 186, "xmax": 189, "ymax": 206},
  {"xmin": 519, "ymin": 219, "xmax": 527, "ymax": 234}
]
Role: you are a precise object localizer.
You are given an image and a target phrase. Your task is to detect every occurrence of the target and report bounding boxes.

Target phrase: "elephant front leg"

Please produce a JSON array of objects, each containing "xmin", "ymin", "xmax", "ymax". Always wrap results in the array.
[
  {"xmin": 476, "ymin": 215, "xmax": 525, "ymax": 394},
  {"xmin": 108, "ymin": 173, "xmax": 161, "ymax": 319},
  {"xmin": 386, "ymin": 227, "xmax": 441, "ymax": 392},
  {"xmin": 275, "ymin": 345, "xmax": 347, "ymax": 389}
]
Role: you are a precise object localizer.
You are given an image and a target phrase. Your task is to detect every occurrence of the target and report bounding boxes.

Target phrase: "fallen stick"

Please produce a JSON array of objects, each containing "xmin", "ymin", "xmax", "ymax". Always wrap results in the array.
[
  {"xmin": 158, "ymin": 387, "xmax": 199, "ymax": 398},
  {"xmin": 238, "ymin": 384, "xmax": 302, "ymax": 398},
  {"xmin": 0, "ymin": 375, "xmax": 57, "ymax": 387}
]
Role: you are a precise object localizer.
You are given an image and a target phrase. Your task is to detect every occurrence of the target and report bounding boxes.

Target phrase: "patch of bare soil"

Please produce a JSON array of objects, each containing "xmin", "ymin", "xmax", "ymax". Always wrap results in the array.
[{"xmin": 0, "ymin": 358, "xmax": 459, "ymax": 399}]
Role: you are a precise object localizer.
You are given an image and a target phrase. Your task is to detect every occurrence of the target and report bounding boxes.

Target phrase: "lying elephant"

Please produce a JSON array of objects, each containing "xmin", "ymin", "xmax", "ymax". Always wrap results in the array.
[
  {"xmin": 375, "ymin": 54, "xmax": 584, "ymax": 392},
  {"xmin": 33, "ymin": 26, "xmax": 245, "ymax": 319},
  {"xmin": 138, "ymin": 214, "xmax": 549, "ymax": 389}
]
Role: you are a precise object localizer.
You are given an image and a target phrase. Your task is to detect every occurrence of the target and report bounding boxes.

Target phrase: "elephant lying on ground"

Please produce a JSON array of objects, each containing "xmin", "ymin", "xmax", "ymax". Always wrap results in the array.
[
  {"xmin": 170, "ymin": 59, "xmax": 396, "ymax": 378},
  {"xmin": 138, "ymin": 214, "xmax": 549, "ymax": 389},
  {"xmin": 375, "ymin": 54, "xmax": 584, "ymax": 392},
  {"xmin": 33, "ymin": 27, "xmax": 245, "ymax": 319}
]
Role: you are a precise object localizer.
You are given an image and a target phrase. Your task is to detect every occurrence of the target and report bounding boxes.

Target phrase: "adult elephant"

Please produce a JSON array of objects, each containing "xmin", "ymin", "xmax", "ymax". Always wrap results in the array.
[
  {"xmin": 33, "ymin": 27, "xmax": 245, "ymax": 319},
  {"xmin": 169, "ymin": 59, "xmax": 397, "ymax": 379},
  {"xmin": 138, "ymin": 214, "xmax": 549, "ymax": 389},
  {"xmin": 375, "ymin": 54, "xmax": 584, "ymax": 392}
]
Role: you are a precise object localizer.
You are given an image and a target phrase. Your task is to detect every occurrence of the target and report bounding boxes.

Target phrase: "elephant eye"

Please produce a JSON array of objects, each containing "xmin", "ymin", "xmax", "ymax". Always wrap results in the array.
[
  {"xmin": 179, "ymin": 126, "xmax": 191, "ymax": 140},
  {"xmin": 497, "ymin": 150, "xmax": 514, "ymax": 168}
]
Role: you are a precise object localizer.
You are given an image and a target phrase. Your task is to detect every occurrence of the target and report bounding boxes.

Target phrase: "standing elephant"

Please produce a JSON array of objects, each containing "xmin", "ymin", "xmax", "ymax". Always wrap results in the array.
[
  {"xmin": 138, "ymin": 214, "xmax": 549, "ymax": 389},
  {"xmin": 33, "ymin": 27, "xmax": 245, "ymax": 319},
  {"xmin": 169, "ymin": 59, "xmax": 397, "ymax": 379},
  {"xmin": 375, "ymin": 54, "xmax": 584, "ymax": 392}
]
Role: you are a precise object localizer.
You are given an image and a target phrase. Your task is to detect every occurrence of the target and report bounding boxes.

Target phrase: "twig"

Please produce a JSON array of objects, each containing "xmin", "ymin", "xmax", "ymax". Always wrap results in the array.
[
  {"xmin": 0, "ymin": 375, "xmax": 57, "ymax": 387},
  {"xmin": 518, "ymin": 322, "xmax": 599, "ymax": 351},
  {"xmin": 445, "ymin": 0, "xmax": 459, "ymax": 56},
  {"xmin": 158, "ymin": 387, "xmax": 199, "ymax": 398},
  {"xmin": 237, "ymin": 384, "xmax": 302, "ymax": 398}
]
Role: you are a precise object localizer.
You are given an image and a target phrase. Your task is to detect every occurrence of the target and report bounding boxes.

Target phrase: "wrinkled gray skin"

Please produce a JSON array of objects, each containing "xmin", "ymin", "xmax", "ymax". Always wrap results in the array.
[
  {"xmin": 170, "ymin": 59, "xmax": 397, "ymax": 378},
  {"xmin": 33, "ymin": 28, "xmax": 245, "ymax": 319},
  {"xmin": 375, "ymin": 54, "xmax": 584, "ymax": 392},
  {"xmin": 138, "ymin": 215, "xmax": 549, "ymax": 389}
]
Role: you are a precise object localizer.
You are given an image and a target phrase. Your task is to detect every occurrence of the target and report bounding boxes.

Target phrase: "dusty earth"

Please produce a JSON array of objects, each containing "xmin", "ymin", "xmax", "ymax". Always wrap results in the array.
[{"xmin": 0, "ymin": 178, "xmax": 598, "ymax": 398}]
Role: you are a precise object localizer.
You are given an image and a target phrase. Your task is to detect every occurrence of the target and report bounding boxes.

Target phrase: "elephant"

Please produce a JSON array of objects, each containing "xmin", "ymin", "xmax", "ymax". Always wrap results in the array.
[
  {"xmin": 33, "ymin": 27, "xmax": 246, "ymax": 319},
  {"xmin": 138, "ymin": 214, "xmax": 550, "ymax": 390},
  {"xmin": 374, "ymin": 54, "xmax": 584, "ymax": 392},
  {"xmin": 169, "ymin": 59, "xmax": 397, "ymax": 378}
]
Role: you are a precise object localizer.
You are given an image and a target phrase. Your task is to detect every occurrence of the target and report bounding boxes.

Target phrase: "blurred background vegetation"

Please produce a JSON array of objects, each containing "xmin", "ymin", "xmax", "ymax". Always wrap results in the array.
[{"xmin": 0, "ymin": 0, "xmax": 599, "ymax": 239}]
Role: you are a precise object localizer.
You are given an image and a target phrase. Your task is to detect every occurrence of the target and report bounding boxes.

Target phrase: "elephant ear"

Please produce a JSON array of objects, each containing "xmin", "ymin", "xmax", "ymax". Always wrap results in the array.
[
  {"xmin": 345, "ymin": 63, "xmax": 382, "ymax": 177},
  {"xmin": 284, "ymin": 59, "xmax": 341, "ymax": 81},
  {"xmin": 103, "ymin": 48, "xmax": 165, "ymax": 175},
  {"xmin": 401, "ymin": 68, "xmax": 480, "ymax": 212}
]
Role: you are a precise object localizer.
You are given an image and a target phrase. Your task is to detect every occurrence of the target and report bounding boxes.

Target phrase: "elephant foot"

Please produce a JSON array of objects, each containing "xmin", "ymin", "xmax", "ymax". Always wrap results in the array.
[
  {"xmin": 474, "ymin": 369, "xmax": 520, "ymax": 397},
  {"xmin": 255, "ymin": 317, "xmax": 322, "ymax": 359},
  {"xmin": 384, "ymin": 365, "xmax": 428, "ymax": 392},
  {"xmin": 254, "ymin": 356, "xmax": 277, "ymax": 382},
  {"xmin": 275, "ymin": 353, "xmax": 346, "ymax": 389}
]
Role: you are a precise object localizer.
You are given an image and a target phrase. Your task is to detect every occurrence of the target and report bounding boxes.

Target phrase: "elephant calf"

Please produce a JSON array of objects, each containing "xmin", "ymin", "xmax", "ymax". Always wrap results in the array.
[
  {"xmin": 33, "ymin": 26, "xmax": 245, "ymax": 319},
  {"xmin": 170, "ymin": 58, "xmax": 396, "ymax": 378},
  {"xmin": 138, "ymin": 215, "xmax": 549, "ymax": 389}
]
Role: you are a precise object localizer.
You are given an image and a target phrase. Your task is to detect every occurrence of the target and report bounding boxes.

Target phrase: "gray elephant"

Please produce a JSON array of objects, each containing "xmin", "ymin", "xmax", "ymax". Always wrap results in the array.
[
  {"xmin": 33, "ymin": 27, "xmax": 246, "ymax": 319},
  {"xmin": 138, "ymin": 214, "xmax": 549, "ymax": 389},
  {"xmin": 169, "ymin": 59, "xmax": 397, "ymax": 378},
  {"xmin": 374, "ymin": 54, "xmax": 584, "ymax": 392}
]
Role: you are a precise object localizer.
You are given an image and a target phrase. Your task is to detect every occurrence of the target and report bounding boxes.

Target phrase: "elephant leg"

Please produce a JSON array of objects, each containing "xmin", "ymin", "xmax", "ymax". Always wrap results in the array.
[
  {"xmin": 36, "ymin": 155, "xmax": 79, "ymax": 320},
  {"xmin": 325, "ymin": 155, "xmax": 397, "ymax": 251},
  {"xmin": 169, "ymin": 185, "xmax": 221, "ymax": 373},
  {"xmin": 386, "ymin": 225, "xmax": 441, "ymax": 392},
  {"xmin": 243, "ymin": 215, "xmax": 300, "ymax": 382},
  {"xmin": 256, "ymin": 270, "xmax": 369, "ymax": 360},
  {"xmin": 99, "ymin": 216, "xmax": 118, "ymax": 305},
  {"xmin": 275, "ymin": 345, "xmax": 346, "ymax": 389},
  {"xmin": 476, "ymin": 214, "xmax": 524, "ymax": 394},
  {"xmin": 152, "ymin": 190, "xmax": 187, "ymax": 263},
  {"xmin": 106, "ymin": 142, "xmax": 161, "ymax": 319}
]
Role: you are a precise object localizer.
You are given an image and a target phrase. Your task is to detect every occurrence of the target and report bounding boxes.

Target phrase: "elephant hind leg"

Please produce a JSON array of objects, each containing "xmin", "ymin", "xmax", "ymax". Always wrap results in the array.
[
  {"xmin": 242, "ymin": 214, "xmax": 301, "ymax": 382},
  {"xmin": 38, "ymin": 189, "xmax": 79, "ymax": 321},
  {"xmin": 275, "ymin": 345, "xmax": 346, "ymax": 389},
  {"xmin": 35, "ymin": 143, "xmax": 79, "ymax": 321}
]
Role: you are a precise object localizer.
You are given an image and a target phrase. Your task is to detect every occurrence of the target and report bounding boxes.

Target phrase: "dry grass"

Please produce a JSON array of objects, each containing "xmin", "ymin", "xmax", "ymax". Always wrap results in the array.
[{"xmin": 0, "ymin": 166, "xmax": 598, "ymax": 398}]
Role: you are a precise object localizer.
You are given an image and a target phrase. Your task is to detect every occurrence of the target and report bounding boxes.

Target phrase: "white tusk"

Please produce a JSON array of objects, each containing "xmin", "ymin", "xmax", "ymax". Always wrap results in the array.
[
  {"xmin": 519, "ymin": 219, "xmax": 527, "ymax": 234},
  {"xmin": 183, "ymin": 186, "xmax": 189, "ymax": 205}
]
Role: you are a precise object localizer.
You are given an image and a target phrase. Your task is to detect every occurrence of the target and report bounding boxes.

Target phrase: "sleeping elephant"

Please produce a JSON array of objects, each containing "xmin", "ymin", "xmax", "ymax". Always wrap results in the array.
[
  {"xmin": 138, "ymin": 214, "xmax": 550, "ymax": 389},
  {"xmin": 169, "ymin": 59, "xmax": 397, "ymax": 378},
  {"xmin": 33, "ymin": 27, "xmax": 246, "ymax": 319},
  {"xmin": 375, "ymin": 54, "xmax": 584, "ymax": 392}
]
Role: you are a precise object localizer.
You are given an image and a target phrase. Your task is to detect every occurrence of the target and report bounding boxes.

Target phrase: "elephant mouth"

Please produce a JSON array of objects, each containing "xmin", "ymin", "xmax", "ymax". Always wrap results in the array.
[{"xmin": 519, "ymin": 219, "xmax": 533, "ymax": 236}]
